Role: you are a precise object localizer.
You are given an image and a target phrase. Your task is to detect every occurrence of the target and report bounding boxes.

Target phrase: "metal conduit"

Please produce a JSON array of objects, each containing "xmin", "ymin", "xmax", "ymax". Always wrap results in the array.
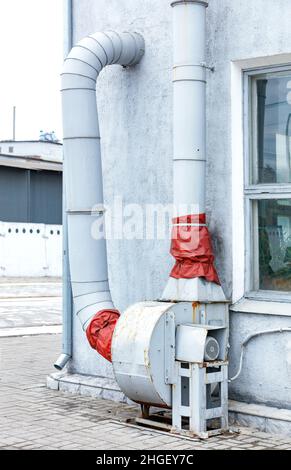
[{"xmin": 61, "ymin": 31, "xmax": 144, "ymax": 331}]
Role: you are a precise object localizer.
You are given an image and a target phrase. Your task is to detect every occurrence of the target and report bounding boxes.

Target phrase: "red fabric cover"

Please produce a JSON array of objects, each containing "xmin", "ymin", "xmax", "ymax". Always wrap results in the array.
[
  {"xmin": 170, "ymin": 213, "xmax": 220, "ymax": 285},
  {"xmin": 86, "ymin": 309, "xmax": 120, "ymax": 362}
]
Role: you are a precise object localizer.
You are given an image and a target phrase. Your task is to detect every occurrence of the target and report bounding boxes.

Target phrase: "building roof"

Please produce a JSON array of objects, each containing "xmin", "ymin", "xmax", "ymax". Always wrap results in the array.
[
  {"xmin": 0, "ymin": 152, "xmax": 62, "ymax": 172},
  {"xmin": 0, "ymin": 140, "xmax": 62, "ymax": 146}
]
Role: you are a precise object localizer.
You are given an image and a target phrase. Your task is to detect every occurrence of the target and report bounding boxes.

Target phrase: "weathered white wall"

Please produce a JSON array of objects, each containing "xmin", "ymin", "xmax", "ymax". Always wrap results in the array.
[
  {"xmin": 229, "ymin": 311, "xmax": 291, "ymax": 409},
  {"xmin": 0, "ymin": 222, "xmax": 62, "ymax": 277},
  {"xmin": 70, "ymin": 0, "xmax": 291, "ymax": 408}
]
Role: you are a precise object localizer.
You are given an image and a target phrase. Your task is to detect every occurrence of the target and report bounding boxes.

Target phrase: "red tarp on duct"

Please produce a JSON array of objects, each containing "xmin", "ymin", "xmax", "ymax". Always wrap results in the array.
[
  {"xmin": 86, "ymin": 309, "xmax": 120, "ymax": 362},
  {"xmin": 170, "ymin": 213, "xmax": 220, "ymax": 285}
]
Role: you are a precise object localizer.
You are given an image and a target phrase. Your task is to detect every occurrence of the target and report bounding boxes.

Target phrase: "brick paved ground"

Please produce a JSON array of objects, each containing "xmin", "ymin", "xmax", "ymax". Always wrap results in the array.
[{"xmin": 0, "ymin": 334, "xmax": 291, "ymax": 450}]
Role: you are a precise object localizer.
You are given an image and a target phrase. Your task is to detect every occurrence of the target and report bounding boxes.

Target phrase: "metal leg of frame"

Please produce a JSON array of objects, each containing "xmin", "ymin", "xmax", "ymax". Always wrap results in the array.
[{"xmin": 172, "ymin": 361, "xmax": 229, "ymax": 438}]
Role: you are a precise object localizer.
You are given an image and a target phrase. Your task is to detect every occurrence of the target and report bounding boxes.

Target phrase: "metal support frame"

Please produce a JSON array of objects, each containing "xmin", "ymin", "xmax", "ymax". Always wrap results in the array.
[{"xmin": 172, "ymin": 360, "xmax": 228, "ymax": 439}]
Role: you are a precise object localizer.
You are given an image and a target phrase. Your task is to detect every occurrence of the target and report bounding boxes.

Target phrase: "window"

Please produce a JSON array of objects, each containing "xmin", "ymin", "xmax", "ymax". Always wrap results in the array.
[{"xmin": 245, "ymin": 67, "xmax": 291, "ymax": 299}]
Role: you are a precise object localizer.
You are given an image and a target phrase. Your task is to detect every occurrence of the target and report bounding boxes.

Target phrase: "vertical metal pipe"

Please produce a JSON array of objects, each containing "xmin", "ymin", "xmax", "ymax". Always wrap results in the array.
[
  {"xmin": 63, "ymin": 0, "xmax": 73, "ymax": 58},
  {"xmin": 162, "ymin": 0, "xmax": 226, "ymax": 302},
  {"xmin": 171, "ymin": 0, "xmax": 208, "ymax": 216},
  {"xmin": 54, "ymin": 0, "xmax": 73, "ymax": 370},
  {"xmin": 13, "ymin": 106, "xmax": 16, "ymax": 141}
]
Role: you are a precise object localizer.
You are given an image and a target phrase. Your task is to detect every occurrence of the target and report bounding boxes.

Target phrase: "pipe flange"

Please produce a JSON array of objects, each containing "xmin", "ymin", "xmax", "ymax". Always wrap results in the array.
[{"xmin": 171, "ymin": 0, "xmax": 208, "ymax": 7}]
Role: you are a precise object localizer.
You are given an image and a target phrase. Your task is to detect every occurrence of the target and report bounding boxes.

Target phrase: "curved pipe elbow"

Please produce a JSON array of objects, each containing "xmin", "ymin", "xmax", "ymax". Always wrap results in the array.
[
  {"xmin": 62, "ymin": 31, "xmax": 145, "ymax": 88},
  {"xmin": 54, "ymin": 353, "xmax": 71, "ymax": 370}
]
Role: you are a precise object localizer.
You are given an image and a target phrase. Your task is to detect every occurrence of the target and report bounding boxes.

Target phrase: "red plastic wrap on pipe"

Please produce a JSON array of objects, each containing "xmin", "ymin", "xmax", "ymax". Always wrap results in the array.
[
  {"xmin": 170, "ymin": 213, "xmax": 220, "ymax": 285},
  {"xmin": 86, "ymin": 309, "xmax": 120, "ymax": 362}
]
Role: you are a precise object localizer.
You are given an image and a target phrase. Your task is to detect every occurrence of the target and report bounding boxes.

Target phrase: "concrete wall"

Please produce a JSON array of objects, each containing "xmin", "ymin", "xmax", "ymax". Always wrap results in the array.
[
  {"xmin": 229, "ymin": 311, "xmax": 291, "ymax": 410},
  {"xmin": 70, "ymin": 0, "xmax": 291, "ymax": 408},
  {"xmin": 0, "ymin": 222, "xmax": 62, "ymax": 277}
]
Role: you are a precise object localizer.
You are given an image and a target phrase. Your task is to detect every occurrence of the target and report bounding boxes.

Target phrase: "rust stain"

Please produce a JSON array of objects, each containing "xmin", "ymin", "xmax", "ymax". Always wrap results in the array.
[
  {"xmin": 192, "ymin": 301, "xmax": 200, "ymax": 323},
  {"xmin": 144, "ymin": 347, "xmax": 151, "ymax": 369},
  {"xmin": 144, "ymin": 351, "xmax": 154, "ymax": 385},
  {"xmin": 136, "ymin": 400, "xmax": 170, "ymax": 410}
]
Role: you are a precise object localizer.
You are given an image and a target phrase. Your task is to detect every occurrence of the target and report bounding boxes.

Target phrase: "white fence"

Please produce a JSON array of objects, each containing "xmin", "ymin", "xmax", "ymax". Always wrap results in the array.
[{"xmin": 0, "ymin": 222, "xmax": 62, "ymax": 277}]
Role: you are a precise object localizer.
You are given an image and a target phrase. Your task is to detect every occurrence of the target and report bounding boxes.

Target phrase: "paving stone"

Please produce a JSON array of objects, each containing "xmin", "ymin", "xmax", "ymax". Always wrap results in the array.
[{"xmin": 274, "ymin": 444, "xmax": 291, "ymax": 450}]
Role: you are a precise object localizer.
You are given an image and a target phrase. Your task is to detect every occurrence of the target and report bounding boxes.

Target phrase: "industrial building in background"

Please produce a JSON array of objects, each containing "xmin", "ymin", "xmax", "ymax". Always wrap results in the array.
[
  {"xmin": 0, "ymin": 139, "xmax": 62, "ymax": 277},
  {"xmin": 48, "ymin": 0, "xmax": 291, "ymax": 437}
]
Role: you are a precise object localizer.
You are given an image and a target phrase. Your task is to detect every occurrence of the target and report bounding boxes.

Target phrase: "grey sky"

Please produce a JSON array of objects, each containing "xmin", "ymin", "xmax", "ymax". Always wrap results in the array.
[{"xmin": 0, "ymin": 0, "xmax": 63, "ymax": 141}]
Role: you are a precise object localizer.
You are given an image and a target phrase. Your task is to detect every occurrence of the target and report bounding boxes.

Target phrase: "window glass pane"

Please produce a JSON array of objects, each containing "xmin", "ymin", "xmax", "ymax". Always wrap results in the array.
[
  {"xmin": 258, "ymin": 199, "xmax": 291, "ymax": 291},
  {"xmin": 254, "ymin": 73, "xmax": 291, "ymax": 184}
]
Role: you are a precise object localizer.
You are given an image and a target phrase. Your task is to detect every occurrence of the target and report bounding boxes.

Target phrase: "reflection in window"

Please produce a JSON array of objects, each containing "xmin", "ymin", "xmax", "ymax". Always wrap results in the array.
[
  {"xmin": 255, "ymin": 74, "xmax": 291, "ymax": 184},
  {"xmin": 258, "ymin": 199, "xmax": 291, "ymax": 291}
]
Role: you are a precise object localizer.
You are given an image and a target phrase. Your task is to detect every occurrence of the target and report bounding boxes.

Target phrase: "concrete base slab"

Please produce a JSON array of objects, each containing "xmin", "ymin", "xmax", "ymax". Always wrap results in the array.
[
  {"xmin": 229, "ymin": 400, "xmax": 291, "ymax": 437},
  {"xmin": 47, "ymin": 372, "xmax": 131, "ymax": 404}
]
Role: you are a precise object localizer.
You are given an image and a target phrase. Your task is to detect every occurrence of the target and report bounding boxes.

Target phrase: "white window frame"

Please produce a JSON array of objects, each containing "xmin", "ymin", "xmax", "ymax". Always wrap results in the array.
[{"xmin": 244, "ymin": 65, "xmax": 291, "ymax": 302}]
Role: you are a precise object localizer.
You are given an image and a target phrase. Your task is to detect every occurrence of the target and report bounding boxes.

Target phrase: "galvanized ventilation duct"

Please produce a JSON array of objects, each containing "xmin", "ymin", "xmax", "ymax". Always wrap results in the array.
[
  {"xmin": 61, "ymin": 31, "xmax": 145, "ymax": 337},
  {"xmin": 161, "ymin": 0, "xmax": 226, "ymax": 302}
]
